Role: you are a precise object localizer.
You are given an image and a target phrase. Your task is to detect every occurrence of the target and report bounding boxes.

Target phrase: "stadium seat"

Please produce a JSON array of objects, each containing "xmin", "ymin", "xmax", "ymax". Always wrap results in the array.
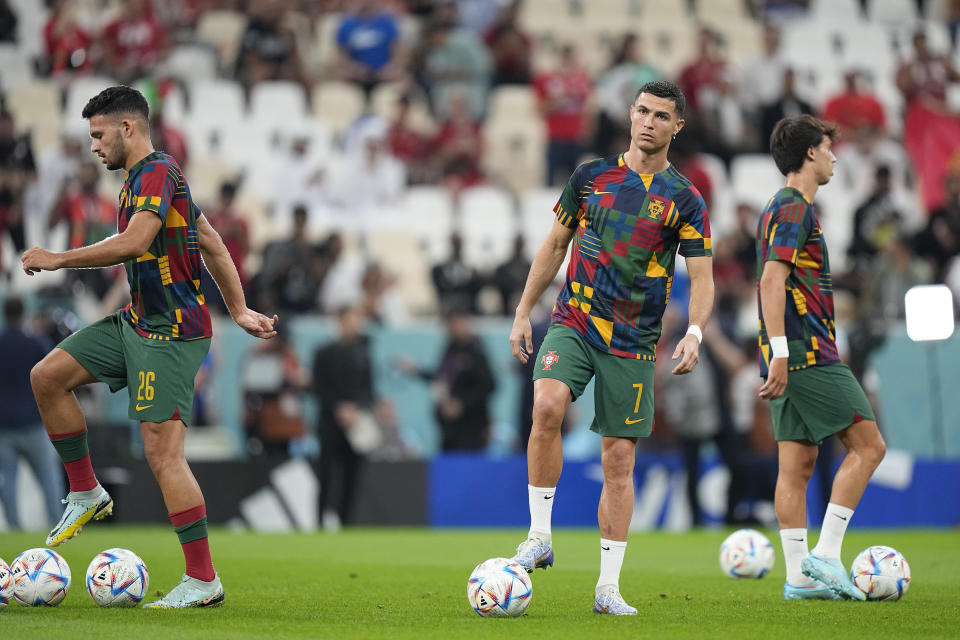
[
  {"xmin": 163, "ymin": 45, "xmax": 219, "ymax": 84},
  {"xmin": 637, "ymin": 0, "xmax": 690, "ymax": 21},
  {"xmin": 250, "ymin": 81, "xmax": 310, "ymax": 135},
  {"xmin": 866, "ymin": 0, "xmax": 918, "ymax": 25},
  {"xmin": 637, "ymin": 18, "xmax": 697, "ymax": 79},
  {"xmin": 369, "ymin": 83, "xmax": 437, "ymax": 135},
  {"xmin": 185, "ymin": 80, "xmax": 247, "ymax": 154},
  {"xmin": 0, "ymin": 43, "xmax": 34, "ymax": 91},
  {"xmin": 781, "ymin": 20, "xmax": 839, "ymax": 75},
  {"xmin": 311, "ymin": 13, "xmax": 343, "ymax": 76},
  {"xmin": 572, "ymin": 0, "xmax": 633, "ymax": 38},
  {"xmin": 401, "ymin": 186, "xmax": 455, "ymax": 262},
  {"xmin": 892, "ymin": 20, "xmax": 953, "ymax": 58},
  {"xmin": 368, "ymin": 230, "xmax": 438, "ymax": 315},
  {"xmin": 520, "ymin": 187, "xmax": 561, "ymax": 250},
  {"xmin": 694, "ymin": 0, "xmax": 749, "ymax": 20},
  {"xmin": 6, "ymin": 81, "xmax": 60, "ymax": 152},
  {"xmin": 696, "ymin": 153, "xmax": 734, "ymax": 236},
  {"xmin": 312, "ymin": 81, "xmax": 366, "ymax": 136},
  {"xmin": 195, "ymin": 10, "xmax": 248, "ymax": 73},
  {"xmin": 706, "ymin": 18, "xmax": 763, "ymax": 66},
  {"xmin": 839, "ymin": 24, "xmax": 895, "ymax": 78},
  {"xmin": 730, "ymin": 154, "xmax": 784, "ymax": 212},
  {"xmin": 183, "ymin": 154, "xmax": 243, "ymax": 207},
  {"xmin": 809, "ymin": 0, "xmax": 862, "ymax": 21},
  {"xmin": 459, "ymin": 186, "xmax": 519, "ymax": 269},
  {"xmin": 488, "ymin": 85, "xmax": 538, "ymax": 123},
  {"xmin": 64, "ymin": 76, "xmax": 118, "ymax": 122},
  {"xmin": 11, "ymin": 0, "xmax": 47, "ymax": 59},
  {"xmin": 482, "ymin": 117, "xmax": 547, "ymax": 194},
  {"xmin": 518, "ymin": 0, "xmax": 578, "ymax": 41}
]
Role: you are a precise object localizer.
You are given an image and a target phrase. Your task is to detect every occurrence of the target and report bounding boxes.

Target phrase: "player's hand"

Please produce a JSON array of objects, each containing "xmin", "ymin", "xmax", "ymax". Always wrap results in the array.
[
  {"xmin": 21, "ymin": 247, "xmax": 61, "ymax": 275},
  {"xmin": 234, "ymin": 308, "xmax": 278, "ymax": 339},
  {"xmin": 671, "ymin": 333, "xmax": 700, "ymax": 375},
  {"xmin": 509, "ymin": 313, "xmax": 533, "ymax": 364},
  {"xmin": 759, "ymin": 357, "xmax": 788, "ymax": 400}
]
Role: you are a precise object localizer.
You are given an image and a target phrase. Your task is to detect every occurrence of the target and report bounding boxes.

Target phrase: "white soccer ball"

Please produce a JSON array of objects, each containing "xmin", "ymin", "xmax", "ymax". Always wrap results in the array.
[
  {"xmin": 0, "ymin": 557, "xmax": 13, "ymax": 609},
  {"xmin": 86, "ymin": 548, "xmax": 150, "ymax": 607},
  {"xmin": 719, "ymin": 528, "xmax": 775, "ymax": 579},
  {"xmin": 10, "ymin": 548, "xmax": 71, "ymax": 606},
  {"xmin": 467, "ymin": 557, "xmax": 532, "ymax": 617},
  {"xmin": 850, "ymin": 545, "xmax": 911, "ymax": 601}
]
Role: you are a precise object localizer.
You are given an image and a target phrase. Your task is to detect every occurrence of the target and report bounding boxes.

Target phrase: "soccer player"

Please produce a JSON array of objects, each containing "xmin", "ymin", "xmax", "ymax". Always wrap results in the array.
[
  {"xmin": 21, "ymin": 86, "xmax": 279, "ymax": 608},
  {"xmin": 508, "ymin": 80, "xmax": 714, "ymax": 615},
  {"xmin": 756, "ymin": 114, "xmax": 886, "ymax": 601}
]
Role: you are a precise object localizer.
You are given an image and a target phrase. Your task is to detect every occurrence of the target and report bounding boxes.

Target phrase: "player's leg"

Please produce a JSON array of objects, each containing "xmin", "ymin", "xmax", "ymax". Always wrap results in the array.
[
  {"xmin": 0, "ymin": 432, "xmax": 21, "ymax": 528},
  {"xmin": 19, "ymin": 425, "xmax": 67, "ymax": 527},
  {"xmin": 140, "ymin": 418, "xmax": 223, "ymax": 609},
  {"xmin": 593, "ymin": 435, "xmax": 639, "ymax": 615},
  {"xmin": 34, "ymin": 315, "xmax": 128, "ymax": 546}
]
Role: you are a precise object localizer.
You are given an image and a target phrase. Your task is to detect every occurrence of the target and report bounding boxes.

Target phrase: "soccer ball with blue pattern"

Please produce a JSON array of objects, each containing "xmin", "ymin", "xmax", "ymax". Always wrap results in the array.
[
  {"xmin": 719, "ymin": 529, "xmax": 775, "ymax": 579},
  {"xmin": 467, "ymin": 557, "xmax": 532, "ymax": 617},
  {"xmin": 0, "ymin": 557, "xmax": 13, "ymax": 609},
  {"xmin": 850, "ymin": 545, "xmax": 911, "ymax": 601},
  {"xmin": 86, "ymin": 548, "xmax": 150, "ymax": 607},
  {"xmin": 10, "ymin": 548, "xmax": 71, "ymax": 606}
]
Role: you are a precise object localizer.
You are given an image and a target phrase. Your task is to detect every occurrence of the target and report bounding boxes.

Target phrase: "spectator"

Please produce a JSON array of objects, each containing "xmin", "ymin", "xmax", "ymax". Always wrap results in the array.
[
  {"xmin": 234, "ymin": 0, "xmax": 304, "ymax": 91},
  {"xmin": 386, "ymin": 94, "xmax": 433, "ymax": 183},
  {"xmin": 594, "ymin": 33, "xmax": 660, "ymax": 157},
  {"xmin": 484, "ymin": 1, "xmax": 532, "ymax": 86},
  {"xmin": 493, "ymin": 235, "xmax": 531, "ymax": 315},
  {"xmin": 0, "ymin": 297, "xmax": 63, "ymax": 530},
  {"xmin": 273, "ymin": 130, "xmax": 331, "ymax": 230},
  {"xmin": 335, "ymin": 0, "xmax": 404, "ymax": 99},
  {"xmin": 0, "ymin": 109, "xmax": 36, "ymax": 278},
  {"xmin": 861, "ymin": 234, "xmax": 931, "ymax": 331},
  {"xmin": 202, "ymin": 181, "xmax": 251, "ymax": 291},
  {"xmin": 896, "ymin": 30, "xmax": 960, "ymax": 211},
  {"xmin": 419, "ymin": 8, "xmax": 492, "ymax": 121},
  {"xmin": 668, "ymin": 133, "xmax": 713, "ymax": 211},
  {"xmin": 359, "ymin": 261, "xmax": 408, "ymax": 326},
  {"xmin": 915, "ymin": 172, "xmax": 960, "ymax": 281},
  {"xmin": 533, "ymin": 44, "xmax": 593, "ymax": 186},
  {"xmin": 150, "ymin": 104, "xmax": 189, "ymax": 170},
  {"xmin": 31, "ymin": 127, "xmax": 85, "ymax": 240},
  {"xmin": 43, "ymin": 0, "xmax": 93, "ymax": 75},
  {"xmin": 822, "ymin": 68, "xmax": 886, "ymax": 137},
  {"xmin": 242, "ymin": 331, "xmax": 309, "ymax": 456},
  {"xmin": 101, "ymin": 0, "xmax": 168, "ymax": 83},
  {"xmin": 678, "ymin": 27, "xmax": 729, "ymax": 119},
  {"xmin": 760, "ymin": 68, "xmax": 814, "ymax": 152},
  {"xmin": 847, "ymin": 166, "xmax": 908, "ymax": 274},
  {"xmin": 397, "ymin": 309, "xmax": 495, "ymax": 452},
  {"xmin": 431, "ymin": 232, "xmax": 484, "ymax": 314},
  {"xmin": 737, "ymin": 23, "xmax": 787, "ymax": 124},
  {"xmin": 432, "ymin": 89, "xmax": 484, "ymax": 191},
  {"xmin": 0, "ymin": 0, "xmax": 16, "ymax": 43},
  {"xmin": 254, "ymin": 205, "xmax": 322, "ymax": 314},
  {"xmin": 312, "ymin": 305, "xmax": 378, "ymax": 531}
]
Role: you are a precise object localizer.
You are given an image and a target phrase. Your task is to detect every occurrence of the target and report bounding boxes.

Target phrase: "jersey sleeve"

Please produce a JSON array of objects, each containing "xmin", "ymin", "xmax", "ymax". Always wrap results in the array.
[
  {"xmin": 553, "ymin": 163, "xmax": 586, "ymax": 229},
  {"xmin": 764, "ymin": 198, "xmax": 812, "ymax": 266},
  {"xmin": 133, "ymin": 161, "xmax": 177, "ymax": 223},
  {"xmin": 677, "ymin": 185, "xmax": 712, "ymax": 258}
]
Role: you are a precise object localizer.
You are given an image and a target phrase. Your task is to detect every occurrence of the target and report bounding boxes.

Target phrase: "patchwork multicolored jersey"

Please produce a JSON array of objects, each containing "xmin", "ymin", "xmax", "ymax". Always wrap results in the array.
[
  {"xmin": 550, "ymin": 154, "xmax": 711, "ymax": 359},
  {"xmin": 118, "ymin": 151, "xmax": 211, "ymax": 341},
  {"xmin": 756, "ymin": 186, "xmax": 840, "ymax": 376}
]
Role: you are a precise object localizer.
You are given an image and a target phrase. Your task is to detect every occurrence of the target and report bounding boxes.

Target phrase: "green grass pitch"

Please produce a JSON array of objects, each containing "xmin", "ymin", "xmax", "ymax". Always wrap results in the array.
[{"xmin": 1, "ymin": 527, "xmax": 958, "ymax": 639}]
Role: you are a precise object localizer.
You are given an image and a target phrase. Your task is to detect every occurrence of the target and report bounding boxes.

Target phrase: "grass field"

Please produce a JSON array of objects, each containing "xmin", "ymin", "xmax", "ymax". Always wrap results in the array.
[{"xmin": 1, "ymin": 526, "xmax": 958, "ymax": 639}]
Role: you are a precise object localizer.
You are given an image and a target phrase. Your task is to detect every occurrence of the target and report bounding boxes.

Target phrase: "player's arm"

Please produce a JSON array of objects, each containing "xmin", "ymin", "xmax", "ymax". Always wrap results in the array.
[
  {"xmin": 21, "ymin": 211, "xmax": 161, "ymax": 274},
  {"xmin": 197, "ymin": 214, "xmax": 278, "ymax": 340},
  {"xmin": 509, "ymin": 220, "xmax": 576, "ymax": 363},
  {"xmin": 671, "ymin": 255, "xmax": 714, "ymax": 375},
  {"xmin": 758, "ymin": 259, "xmax": 792, "ymax": 400}
]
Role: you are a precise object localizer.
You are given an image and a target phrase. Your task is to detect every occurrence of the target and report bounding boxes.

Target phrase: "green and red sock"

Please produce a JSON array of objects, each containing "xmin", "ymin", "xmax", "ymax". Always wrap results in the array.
[
  {"xmin": 49, "ymin": 429, "xmax": 97, "ymax": 492},
  {"xmin": 170, "ymin": 504, "xmax": 216, "ymax": 582}
]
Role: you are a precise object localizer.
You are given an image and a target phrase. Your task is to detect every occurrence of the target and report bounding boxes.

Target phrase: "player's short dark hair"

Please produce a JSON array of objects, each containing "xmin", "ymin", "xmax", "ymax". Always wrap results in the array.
[
  {"xmin": 769, "ymin": 114, "xmax": 839, "ymax": 176},
  {"xmin": 634, "ymin": 80, "xmax": 686, "ymax": 117},
  {"xmin": 81, "ymin": 85, "xmax": 149, "ymax": 121}
]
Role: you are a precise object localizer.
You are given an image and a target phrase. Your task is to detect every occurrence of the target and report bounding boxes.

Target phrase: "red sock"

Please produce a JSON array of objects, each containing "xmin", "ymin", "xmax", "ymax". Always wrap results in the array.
[
  {"xmin": 169, "ymin": 505, "xmax": 216, "ymax": 582},
  {"xmin": 63, "ymin": 456, "xmax": 98, "ymax": 492},
  {"xmin": 49, "ymin": 430, "xmax": 98, "ymax": 492}
]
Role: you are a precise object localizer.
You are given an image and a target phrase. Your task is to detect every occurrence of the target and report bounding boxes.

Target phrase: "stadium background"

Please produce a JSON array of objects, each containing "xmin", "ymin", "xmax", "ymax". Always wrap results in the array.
[{"xmin": 0, "ymin": 0, "xmax": 959, "ymax": 533}]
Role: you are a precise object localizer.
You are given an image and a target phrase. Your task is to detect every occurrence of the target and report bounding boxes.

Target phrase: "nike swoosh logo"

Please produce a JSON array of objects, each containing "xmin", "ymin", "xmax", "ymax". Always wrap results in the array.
[
  {"xmin": 601, "ymin": 546, "xmax": 610, "ymax": 551},
  {"xmin": 624, "ymin": 417, "xmax": 646, "ymax": 425},
  {"xmin": 543, "ymin": 494, "xmax": 554, "ymax": 500},
  {"xmin": 789, "ymin": 538, "xmax": 804, "ymax": 542},
  {"xmin": 135, "ymin": 403, "xmax": 153, "ymax": 411},
  {"xmin": 833, "ymin": 514, "xmax": 848, "ymax": 521},
  {"xmin": 593, "ymin": 188, "xmax": 611, "ymax": 195}
]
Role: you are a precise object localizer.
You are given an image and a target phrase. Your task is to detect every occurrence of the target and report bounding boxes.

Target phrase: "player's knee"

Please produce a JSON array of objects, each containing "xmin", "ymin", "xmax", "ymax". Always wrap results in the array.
[
  {"xmin": 864, "ymin": 431, "xmax": 886, "ymax": 469},
  {"xmin": 531, "ymin": 398, "xmax": 565, "ymax": 432},
  {"xmin": 30, "ymin": 359, "xmax": 56, "ymax": 396}
]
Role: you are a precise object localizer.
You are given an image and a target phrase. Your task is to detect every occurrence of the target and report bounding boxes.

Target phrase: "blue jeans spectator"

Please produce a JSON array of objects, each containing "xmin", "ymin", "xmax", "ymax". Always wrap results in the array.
[{"xmin": 0, "ymin": 424, "xmax": 64, "ymax": 528}]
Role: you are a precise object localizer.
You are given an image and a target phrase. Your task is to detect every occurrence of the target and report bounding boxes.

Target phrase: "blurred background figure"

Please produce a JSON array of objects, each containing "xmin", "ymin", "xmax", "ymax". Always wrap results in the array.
[
  {"xmin": 242, "ymin": 332, "xmax": 309, "ymax": 457},
  {"xmin": 0, "ymin": 297, "xmax": 63, "ymax": 529},
  {"xmin": 335, "ymin": 0, "xmax": 404, "ymax": 100},
  {"xmin": 397, "ymin": 309, "xmax": 495, "ymax": 452},
  {"xmin": 534, "ymin": 44, "xmax": 592, "ymax": 186}
]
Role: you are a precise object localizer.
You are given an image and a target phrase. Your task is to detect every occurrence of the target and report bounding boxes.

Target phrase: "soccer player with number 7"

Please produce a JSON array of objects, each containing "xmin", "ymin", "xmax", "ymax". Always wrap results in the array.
[
  {"xmin": 507, "ymin": 81, "xmax": 714, "ymax": 615},
  {"xmin": 21, "ymin": 86, "xmax": 278, "ymax": 608},
  {"xmin": 756, "ymin": 115, "xmax": 886, "ymax": 601}
]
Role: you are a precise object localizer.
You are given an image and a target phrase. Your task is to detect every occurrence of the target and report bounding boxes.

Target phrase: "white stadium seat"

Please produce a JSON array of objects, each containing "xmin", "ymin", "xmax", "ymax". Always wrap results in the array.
[
  {"xmin": 459, "ymin": 186, "xmax": 519, "ymax": 270},
  {"xmin": 402, "ymin": 186, "xmax": 455, "ymax": 263},
  {"xmin": 730, "ymin": 154, "xmax": 784, "ymax": 212}
]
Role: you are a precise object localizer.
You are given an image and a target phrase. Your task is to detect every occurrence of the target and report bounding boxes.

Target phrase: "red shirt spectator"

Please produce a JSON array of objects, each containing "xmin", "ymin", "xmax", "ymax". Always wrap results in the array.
[
  {"xmin": 203, "ymin": 182, "xmax": 250, "ymax": 287},
  {"xmin": 822, "ymin": 71, "xmax": 886, "ymax": 135},
  {"xmin": 433, "ymin": 94, "xmax": 484, "ymax": 191},
  {"xmin": 102, "ymin": 0, "xmax": 168, "ymax": 81},
  {"xmin": 43, "ymin": 0, "xmax": 93, "ymax": 74},
  {"xmin": 533, "ymin": 46, "xmax": 592, "ymax": 142},
  {"xmin": 678, "ymin": 28, "xmax": 728, "ymax": 115}
]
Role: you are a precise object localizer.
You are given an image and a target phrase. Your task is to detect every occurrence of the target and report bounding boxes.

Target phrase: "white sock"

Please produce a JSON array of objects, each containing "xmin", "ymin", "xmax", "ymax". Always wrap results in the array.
[
  {"xmin": 780, "ymin": 528, "xmax": 814, "ymax": 586},
  {"xmin": 70, "ymin": 484, "xmax": 104, "ymax": 499},
  {"xmin": 811, "ymin": 503, "xmax": 854, "ymax": 559},
  {"xmin": 528, "ymin": 485, "xmax": 555, "ymax": 541},
  {"xmin": 597, "ymin": 538, "xmax": 627, "ymax": 591}
]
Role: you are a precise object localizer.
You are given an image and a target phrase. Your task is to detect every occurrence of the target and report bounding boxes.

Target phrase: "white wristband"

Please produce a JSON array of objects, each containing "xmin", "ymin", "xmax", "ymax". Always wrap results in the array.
[
  {"xmin": 770, "ymin": 336, "xmax": 789, "ymax": 359},
  {"xmin": 686, "ymin": 324, "xmax": 702, "ymax": 344}
]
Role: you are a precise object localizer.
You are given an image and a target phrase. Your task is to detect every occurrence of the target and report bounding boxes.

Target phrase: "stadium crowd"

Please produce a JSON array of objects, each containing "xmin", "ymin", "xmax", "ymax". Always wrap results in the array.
[{"xmin": 0, "ymin": 0, "xmax": 959, "ymax": 526}]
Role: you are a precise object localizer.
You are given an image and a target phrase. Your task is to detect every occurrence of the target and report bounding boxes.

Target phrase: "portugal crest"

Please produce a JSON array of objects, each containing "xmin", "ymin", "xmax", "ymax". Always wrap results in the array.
[
  {"xmin": 647, "ymin": 198, "xmax": 665, "ymax": 219},
  {"xmin": 541, "ymin": 350, "xmax": 560, "ymax": 370}
]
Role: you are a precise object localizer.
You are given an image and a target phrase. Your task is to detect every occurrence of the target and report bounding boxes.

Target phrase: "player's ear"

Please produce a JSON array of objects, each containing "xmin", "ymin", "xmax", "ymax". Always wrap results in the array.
[{"xmin": 674, "ymin": 118, "xmax": 685, "ymax": 136}]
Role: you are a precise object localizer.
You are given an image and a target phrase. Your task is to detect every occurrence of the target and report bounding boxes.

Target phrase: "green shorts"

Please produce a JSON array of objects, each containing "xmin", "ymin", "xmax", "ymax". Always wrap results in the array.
[
  {"xmin": 532, "ymin": 324, "xmax": 655, "ymax": 438},
  {"xmin": 58, "ymin": 311, "xmax": 210, "ymax": 426},
  {"xmin": 770, "ymin": 363, "xmax": 876, "ymax": 444}
]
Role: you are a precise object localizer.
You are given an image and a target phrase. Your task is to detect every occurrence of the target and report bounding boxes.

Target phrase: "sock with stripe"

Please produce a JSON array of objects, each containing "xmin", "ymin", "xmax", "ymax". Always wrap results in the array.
[
  {"xmin": 170, "ymin": 504, "xmax": 216, "ymax": 582},
  {"xmin": 49, "ymin": 429, "xmax": 98, "ymax": 492}
]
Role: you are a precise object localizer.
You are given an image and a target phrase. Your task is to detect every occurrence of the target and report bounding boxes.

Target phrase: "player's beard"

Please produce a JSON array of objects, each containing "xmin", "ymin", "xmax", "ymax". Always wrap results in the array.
[{"xmin": 105, "ymin": 136, "xmax": 126, "ymax": 171}]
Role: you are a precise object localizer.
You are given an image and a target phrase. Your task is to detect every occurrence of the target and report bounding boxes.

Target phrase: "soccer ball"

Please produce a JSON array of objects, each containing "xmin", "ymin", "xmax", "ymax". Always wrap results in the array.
[
  {"xmin": 467, "ymin": 557, "xmax": 532, "ymax": 617},
  {"xmin": 85, "ymin": 548, "xmax": 150, "ymax": 607},
  {"xmin": 850, "ymin": 545, "xmax": 911, "ymax": 601},
  {"xmin": 719, "ymin": 528, "xmax": 775, "ymax": 578},
  {"xmin": 0, "ymin": 558, "xmax": 13, "ymax": 609},
  {"xmin": 10, "ymin": 548, "xmax": 71, "ymax": 606}
]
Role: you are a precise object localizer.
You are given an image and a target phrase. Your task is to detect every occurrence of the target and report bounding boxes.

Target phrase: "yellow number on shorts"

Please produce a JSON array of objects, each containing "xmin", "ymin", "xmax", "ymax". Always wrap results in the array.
[
  {"xmin": 632, "ymin": 383, "xmax": 644, "ymax": 413},
  {"xmin": 137, "ymin": 370, "xmax": 156, "ymax": 401}
]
